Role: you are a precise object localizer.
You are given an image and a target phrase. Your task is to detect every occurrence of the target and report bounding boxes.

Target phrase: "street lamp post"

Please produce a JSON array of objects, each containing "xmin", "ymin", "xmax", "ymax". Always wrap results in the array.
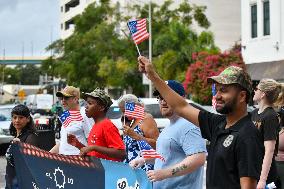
[
  {"xmin": 148, "ymin": 0, "xmax": 152, "ymax": 98},
  {"xmin": 1, "ymin": 49, "xmax": 5, "ymax": 99}
]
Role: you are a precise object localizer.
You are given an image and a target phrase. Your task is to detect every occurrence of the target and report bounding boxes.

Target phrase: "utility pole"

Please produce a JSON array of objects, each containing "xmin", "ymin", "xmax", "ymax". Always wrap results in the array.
[
  {"xmin": 1, "ymin": 49, "xmax": 5, "ymax": 98},
  {"xmin": 22, "ymin": 42, "xmax": 25, "ymax": 64},
  {"xmin": 148, "ymin": 0, "xmax": 152, "ymax": 98},
  {"xmin": 31, "ymin": 41, "xmax": 34, "ymax": 57},
  {"xmin": 2, "ymin": 49, "xmax": 5, "ymax": 85}
]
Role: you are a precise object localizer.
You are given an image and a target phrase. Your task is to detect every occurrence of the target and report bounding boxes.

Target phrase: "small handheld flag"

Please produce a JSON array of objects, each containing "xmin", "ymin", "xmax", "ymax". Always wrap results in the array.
[
  {"xmin": 212, "ymin": 84, "xmax": 217, "ymax": 109},
  {"xmin": 137, "ymin": 140, "xmax": 165, "ymax": 162},
  {"xmin": 59, "ymin": 110, "xmax": 83, "ymax": 128},
  {"xmin": 125, "ymin": 102, "xmax": 145, "ymax": 120},
  {"xmin": 127, "ymin": 18, "xmax": 150, "ymax": 56}
]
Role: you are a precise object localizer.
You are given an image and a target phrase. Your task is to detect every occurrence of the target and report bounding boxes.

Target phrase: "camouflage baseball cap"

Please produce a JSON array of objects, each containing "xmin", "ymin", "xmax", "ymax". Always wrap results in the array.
[
  {"xmin": 83, "ymin": 88, "xmax": 113, "ymax": 109},
  {"xmin": 207, "ymin": 66, "xmax": 253, "ymax": 93},
  {"xmin": 56, "ymin": 86, "xmax": 80, "ymax": 98}
]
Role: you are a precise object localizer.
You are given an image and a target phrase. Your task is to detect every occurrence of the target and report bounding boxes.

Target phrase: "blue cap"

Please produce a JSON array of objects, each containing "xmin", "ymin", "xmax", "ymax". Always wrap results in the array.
[{"xmin": 153, "ymin": 80, "xmax": 185, "ymax": 97}]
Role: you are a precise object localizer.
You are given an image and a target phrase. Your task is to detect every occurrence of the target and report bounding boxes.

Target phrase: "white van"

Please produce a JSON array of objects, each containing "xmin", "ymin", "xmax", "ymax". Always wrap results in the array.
[{"xmin": 26, "ymin": 94, "xmax": 53, "ymax": 110}]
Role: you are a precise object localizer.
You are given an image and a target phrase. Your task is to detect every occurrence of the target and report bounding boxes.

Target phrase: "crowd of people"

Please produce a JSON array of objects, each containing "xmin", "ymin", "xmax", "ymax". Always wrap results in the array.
[{"xmin": 4, "ymin": 55, "xmax": 284, "ymax": 189}]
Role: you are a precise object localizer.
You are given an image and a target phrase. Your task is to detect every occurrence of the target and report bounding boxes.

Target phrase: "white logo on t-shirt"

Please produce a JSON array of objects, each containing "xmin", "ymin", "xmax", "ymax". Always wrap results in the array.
[
  {"xmin": 223, "ymin": 135, "xmax": 234, "ymax": 147},
  {"xmin": 91, "ymin": 134, "xmax": 96, "ymax": 144}
]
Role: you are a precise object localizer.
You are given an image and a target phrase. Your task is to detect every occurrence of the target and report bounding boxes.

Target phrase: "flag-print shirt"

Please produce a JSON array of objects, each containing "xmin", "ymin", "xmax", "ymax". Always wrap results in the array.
[
  {"xmin": 59, "ymin": 109, "xmax": 92, "ymax": 155},
  {"xmin": 123, "ymin": 123, "xmax": 154, "ymax": 171}
]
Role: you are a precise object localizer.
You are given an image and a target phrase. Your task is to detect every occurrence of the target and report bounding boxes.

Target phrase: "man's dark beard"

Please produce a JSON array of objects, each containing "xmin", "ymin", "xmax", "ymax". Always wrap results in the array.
[{"xmin": 216, "ymin": 96, "xmax": 238, "ymax": 114}]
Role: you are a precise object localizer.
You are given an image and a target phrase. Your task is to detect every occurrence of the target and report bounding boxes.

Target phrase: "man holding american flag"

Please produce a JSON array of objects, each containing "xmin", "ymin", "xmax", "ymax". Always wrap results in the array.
[
  {"xmin": 130, "ymin": 80, "xmax": 207, "ymax": 189},
  {"xmin": 49, "ymin": 86, "xmax": 93, "ymax": 155}
]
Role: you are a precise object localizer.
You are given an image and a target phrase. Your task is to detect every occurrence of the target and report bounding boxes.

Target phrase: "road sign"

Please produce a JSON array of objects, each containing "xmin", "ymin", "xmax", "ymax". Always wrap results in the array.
[{"xmin": 18, "ymin": 89, "xmax": 26, "ymax": 100}]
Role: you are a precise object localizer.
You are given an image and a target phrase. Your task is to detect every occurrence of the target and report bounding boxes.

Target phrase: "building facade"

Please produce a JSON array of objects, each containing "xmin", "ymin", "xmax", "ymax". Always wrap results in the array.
[
  {"xmin": 60, "ymin": 0, "xmax": 241, "ymax": 51},
  {"xmin": 60, "ymin": 0, "xmax": 96, "ymax": 39},
  {"xmin": 241, "ymin": 0, "xmax": 284, "ymax": 81}
]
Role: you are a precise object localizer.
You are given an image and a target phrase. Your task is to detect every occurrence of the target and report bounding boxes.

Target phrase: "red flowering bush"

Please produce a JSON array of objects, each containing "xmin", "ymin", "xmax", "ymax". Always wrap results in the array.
[{"xmin": 183, "ymin": 47, "xmax": 245, "ymax": 105}]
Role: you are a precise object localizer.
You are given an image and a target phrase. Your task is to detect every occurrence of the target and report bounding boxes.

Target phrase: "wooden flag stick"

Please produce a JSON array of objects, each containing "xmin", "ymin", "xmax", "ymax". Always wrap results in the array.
[{"xmin": 135, "ymin": 42, "xmax": 141, "ymax": 56}]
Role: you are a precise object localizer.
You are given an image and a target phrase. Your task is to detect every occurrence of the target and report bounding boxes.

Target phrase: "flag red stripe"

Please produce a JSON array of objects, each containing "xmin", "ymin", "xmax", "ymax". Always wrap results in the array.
[
  {"xmin": 136, "ymin": 22, "xmax": 146, "ymax": 29},
  {"xmin": 137, "ymin": 18, "xmax": 146, "ymax": 24},
  {"xmin": 135, "ymin": 34, "xmax": 150, "ymax": 45},
  {"xmin": 128, "ymin": 18, "xmax": 149, "ymax": 45},
  {"xmin": 62, "ymin": 111, "xmax": 83, "ymax": 128},
  {"xmin": 133, "ymin": 28, "xmax": 147, "ymax": 38}
]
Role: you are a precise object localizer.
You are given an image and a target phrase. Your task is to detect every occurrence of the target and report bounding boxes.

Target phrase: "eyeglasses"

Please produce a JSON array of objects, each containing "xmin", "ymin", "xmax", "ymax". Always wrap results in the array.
[
  {"xmin": 61, "ymin": 96, "xmax": 73, "ymax": 100},
  {"xmin": 156, "ymin": 96, "xmax": 165, "ymax": 103}
]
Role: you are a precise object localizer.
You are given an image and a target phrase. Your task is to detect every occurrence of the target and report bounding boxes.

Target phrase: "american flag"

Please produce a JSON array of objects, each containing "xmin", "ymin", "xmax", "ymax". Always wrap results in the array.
[
  {"xmin": 127, "ymin": 18, "xmax": 150, "ymax": 45},
  {"xmin": 137, "ymin": 140, "xmax": 165, "ymax": 162},
  {"xmin": 125, "ymin": 102, "xmax": 145, "ymax": 120},
  {"xmin": 59, "ymin": 110, "xmax": 83, "ymax": 128},
  {"xmin": 212, "ymin": 84, "xmax": 217, "ymax": 109}
]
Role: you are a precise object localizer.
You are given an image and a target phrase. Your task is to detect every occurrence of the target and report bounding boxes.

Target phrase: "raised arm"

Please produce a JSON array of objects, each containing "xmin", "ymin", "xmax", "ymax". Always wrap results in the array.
[
  {"xmin": 138, "ymin": 56, "xmax": 200, "ymax": 126},
  {"xmin": 147, "ymin": 152, "xmax": 206, "ymax": 182}
]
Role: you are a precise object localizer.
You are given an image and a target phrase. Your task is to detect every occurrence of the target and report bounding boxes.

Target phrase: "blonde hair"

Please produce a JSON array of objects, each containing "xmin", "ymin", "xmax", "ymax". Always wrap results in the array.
[
  {"xmin": 258, "ymin": 79, "xmax": 284, "ymax": 105},
  {"xmin": 274, "ymin": 83, "xmax": 284, "ymax": 108},
  {"xmin": 117, "ymin": 94, "xmax": 143, "ymax": 107}
]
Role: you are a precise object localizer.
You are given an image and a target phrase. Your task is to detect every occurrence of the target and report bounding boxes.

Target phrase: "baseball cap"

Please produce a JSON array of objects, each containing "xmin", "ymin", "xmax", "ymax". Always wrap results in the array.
[
  {"xmin": 83, "ymin": 88, "xmax": 113, "ymax": 109},
  {"xmin": 56, "ymin": 86, "xmax": 80, "ymax": 98},
  {"xmin": 207, "ymin": 66, "xmax": 253, "ymax": 93},
  {"xmin": 153, "ymin": 80, "xmax": 185, "ymax": 97}
]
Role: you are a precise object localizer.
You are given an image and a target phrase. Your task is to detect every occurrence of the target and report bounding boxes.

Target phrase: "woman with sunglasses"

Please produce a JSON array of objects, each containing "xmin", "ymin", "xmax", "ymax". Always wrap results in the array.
[
  {"xmin": 5, "ymin": 104, "xmax": 40, "ymax": 189},
  {"xmin": 117, "ymin": 94, "xmax": 159, "ymax": 171},
  {"xmin": 252, "ymin": 79, "xmax": 284, "ymax": 189}
]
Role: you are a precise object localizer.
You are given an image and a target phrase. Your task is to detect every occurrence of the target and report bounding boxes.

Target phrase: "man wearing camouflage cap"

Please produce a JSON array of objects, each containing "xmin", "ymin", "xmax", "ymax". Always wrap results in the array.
[
  {"xmin": 50, "ymin": 86, "xmax": 93, "ymax": 155},
  {"xmin": 138, "ymin": 56, "xmax": 264, "ymax": 189},
  {"xmin": 68, "ymin": 88, "xmax": 126, "ymax": 161}
]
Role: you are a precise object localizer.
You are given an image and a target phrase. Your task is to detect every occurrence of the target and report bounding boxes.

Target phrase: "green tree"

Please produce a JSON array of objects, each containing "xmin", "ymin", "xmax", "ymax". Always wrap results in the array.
[
  {"xmin": 0, "ymin": 64, "xmax": 40, "ymax": 85},
  {"xmin": 2, "ymin": 67, "xmax": 20, "ymax": 84},
  {"xmin": 18, "ymin": 65, "xmax": 40, "ymax": 85},
  {"xmin": 42, "ymin": 0, "xmax": 217, "ymax": 95}
]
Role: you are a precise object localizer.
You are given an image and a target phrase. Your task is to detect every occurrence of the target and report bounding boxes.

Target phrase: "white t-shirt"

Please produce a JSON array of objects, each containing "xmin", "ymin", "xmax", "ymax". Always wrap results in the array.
[{"xmin": 59, "ymin": 108, "xmax": 94, "ymax": 155}]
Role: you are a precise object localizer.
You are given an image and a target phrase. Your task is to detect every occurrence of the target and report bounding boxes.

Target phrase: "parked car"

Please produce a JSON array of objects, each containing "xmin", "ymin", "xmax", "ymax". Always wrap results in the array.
[
  {"xmin": 0, "ymin": 104, "xmax": 15, "ymax": 154},
  {"xmin": 106, "ymin": 98, "xmax": 214, "ymax": 133}
]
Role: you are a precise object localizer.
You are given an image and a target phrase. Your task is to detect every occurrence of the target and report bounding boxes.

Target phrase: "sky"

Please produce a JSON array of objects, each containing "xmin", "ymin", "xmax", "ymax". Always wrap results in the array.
[{"xmin": 0, "ymin": 0, "xmax": 60, "ymax": 57}]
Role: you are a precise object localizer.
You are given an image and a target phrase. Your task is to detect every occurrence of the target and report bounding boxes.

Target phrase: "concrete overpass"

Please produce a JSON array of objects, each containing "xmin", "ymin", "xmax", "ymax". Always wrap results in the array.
[{"xmin": 0, "ymin": 56, "xmax": 48, "ymax": 65}]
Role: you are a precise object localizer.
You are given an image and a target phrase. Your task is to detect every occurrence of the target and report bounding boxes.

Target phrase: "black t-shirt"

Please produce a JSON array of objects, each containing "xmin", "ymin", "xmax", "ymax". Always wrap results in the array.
[
  {"xmin": 251, "ymin": 107, "xmax": 280, "ymax": 183},
  {"xmin": 199, "ymin": 111, "xmax": 264, "ymax": 189},
  {"xmin": 278, "ymin": 106, "xmax": 284, "ymax": 127}
]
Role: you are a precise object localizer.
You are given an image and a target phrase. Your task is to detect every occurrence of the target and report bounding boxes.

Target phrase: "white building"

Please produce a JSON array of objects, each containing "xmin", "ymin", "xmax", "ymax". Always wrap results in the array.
[
  {"xmin": 241, "ymin": 0, "xmax": 284, "ymax": 81},
  {"xmin": 60, "ymin": 0, "xmax": 95, "ymax": 39},
  {"xmin": 189, "ymin": 0, "xmax": 241, "ymax": 51},
  {"xmin": 60, "ymin": 0, "xmax": 241, "ymax": 51}
]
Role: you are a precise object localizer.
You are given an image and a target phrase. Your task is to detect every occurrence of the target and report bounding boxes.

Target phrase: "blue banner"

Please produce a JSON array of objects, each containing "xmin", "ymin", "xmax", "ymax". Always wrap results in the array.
[{"xmin": 12, "ymin": 143, "xmax": 152, "ymax": 189}]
